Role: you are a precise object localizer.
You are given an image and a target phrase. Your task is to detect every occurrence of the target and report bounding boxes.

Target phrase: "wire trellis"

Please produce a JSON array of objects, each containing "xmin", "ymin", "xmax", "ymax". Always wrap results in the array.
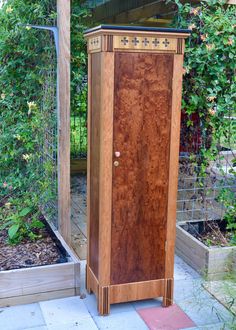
[
  {"xmin": 71, "ymin": 75, "xmax": 88, "ymax": 159},
  {"xmin": 37, "ymin": 32, "xmax": 58, "ymax": 228},
  {"xmin": 177, "ymin": 115, "xmax": 236, "ymax": 224}
]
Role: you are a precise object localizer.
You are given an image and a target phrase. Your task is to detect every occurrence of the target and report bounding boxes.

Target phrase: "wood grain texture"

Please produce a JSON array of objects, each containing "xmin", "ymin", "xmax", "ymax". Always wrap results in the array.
[
  {"xmin": 163, "ymin": 278, "xmax": 174, "ymax": 307},
  {"xmin": 57, "ymin": 0, "xmax": 71, "ymax": 244},
  {"xmin": 111, "ymin": 52, "xmax": 174, "ymax": 285},
  {"xmin": 71, "ymin": 159, "xmax": 87, "ymax": 174},
  {"xmin": 98, "ymin": 286, "xmax": 110, "ymax": 315},
  {"xmin": 87, "ymin": 266, "xmax": 99, "ymax": 297},
  {"xmin": 98, "ymin": 52, "xmax": 114, "ymax": 286},
  {"xmin": 110, "ymin": 279, "xmax": 165, "ymax": 304},
  {"xmin": 164, "ymin": 55, "xmax": 184, "ymax": 279},
  {"xmin": 0, "ymin": 289, "xmax": 75, "ymax": 308},
  {"xmin": 0, "ymin": 262, "xmax": 75, "ymax": 299},
  {"xmin": 86, "ymin": 53, "xmax": 92, "ymax": 291},
  {"xmin": 89, "ymin": 52, "xmax": 102, "ymax": 279}
]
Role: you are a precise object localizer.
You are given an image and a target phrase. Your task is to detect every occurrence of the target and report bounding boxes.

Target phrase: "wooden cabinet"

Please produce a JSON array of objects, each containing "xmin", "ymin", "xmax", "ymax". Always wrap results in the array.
[{"xmin": 84, "ymin": 25, "xmax": 189, "ymax": 315}]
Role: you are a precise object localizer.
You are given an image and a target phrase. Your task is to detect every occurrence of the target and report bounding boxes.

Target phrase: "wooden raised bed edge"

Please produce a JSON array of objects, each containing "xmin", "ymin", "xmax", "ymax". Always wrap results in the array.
[
  {"xmin": 71, "ymin": 159, "xmax": 87, "ymax": 175},
  {"xmin": 0, "ymin": 229, "xmax": 80, "ymax": 308},
  {"xmin": 176, "ymin": 224, "xmax": 236, "ymax": 280}
]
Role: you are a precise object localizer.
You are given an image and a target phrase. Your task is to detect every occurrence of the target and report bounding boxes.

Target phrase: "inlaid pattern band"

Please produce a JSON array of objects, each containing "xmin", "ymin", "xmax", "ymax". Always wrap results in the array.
[
  {"xmin": 88, "ymin": 36, "xmax": 102, "ymax": 52},
  {"xmin": 114, "ymin": 35, "xmax": 177, "ymax": 52}
]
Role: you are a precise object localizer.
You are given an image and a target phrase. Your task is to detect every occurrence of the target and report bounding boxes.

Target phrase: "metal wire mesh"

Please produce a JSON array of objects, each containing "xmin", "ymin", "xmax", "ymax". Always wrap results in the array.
[
  {"xmin": 177, "ymin": 116, "xmax": 236, "ymax": 224},
  {"xmin": 37, "ymin": 32, "xmax": 58, "ymax": 228},
  {"xmin": 71, "ymin": 76, "xmax": 88, "ymax": 159}
]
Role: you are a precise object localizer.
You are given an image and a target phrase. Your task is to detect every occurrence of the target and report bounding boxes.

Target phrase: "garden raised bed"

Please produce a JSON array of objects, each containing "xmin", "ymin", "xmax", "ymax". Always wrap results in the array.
[
  {"xmin": 176, "ymin": 222, "xmax": 236, "ymax": 280},
  {"xmin": 0, "ymin": 225, "xmax": 80, "ymax": 307}
]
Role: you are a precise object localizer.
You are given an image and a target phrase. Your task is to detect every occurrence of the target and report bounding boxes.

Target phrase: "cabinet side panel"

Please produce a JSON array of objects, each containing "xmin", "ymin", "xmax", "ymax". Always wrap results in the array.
[
  {"xmin": 111, "ymin": 52, "xmax": 174, "ymax": 285},
  {"xmin": 165, "ymin": 54, "xmax": 184, "ymax": 278},
  {"xmin": 89, "ymin": 52, "xmax": 101, "ymax": 278}
]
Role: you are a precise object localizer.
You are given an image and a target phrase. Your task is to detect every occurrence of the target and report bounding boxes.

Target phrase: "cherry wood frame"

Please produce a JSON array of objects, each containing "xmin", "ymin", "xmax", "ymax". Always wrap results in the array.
[{"xmin": 85, "ymin": 25, "xmax": 189, "ymax": 315}]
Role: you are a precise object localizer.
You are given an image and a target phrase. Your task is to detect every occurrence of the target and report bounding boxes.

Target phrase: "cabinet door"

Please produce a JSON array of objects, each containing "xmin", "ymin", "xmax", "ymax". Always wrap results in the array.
[{"xmin": 111, "ymin": 52, "xmax": 174, "ymax": 285}]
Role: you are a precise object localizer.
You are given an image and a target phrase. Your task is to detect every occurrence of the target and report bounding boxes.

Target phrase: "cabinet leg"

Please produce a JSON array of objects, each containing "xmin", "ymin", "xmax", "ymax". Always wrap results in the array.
[
  {"xmin": 98, "ymin": 286, "xmax": 110, "ymax": 315},
  {"xmin": 162, "ymin": 278, "xmax": 174, "ymax": 307}
]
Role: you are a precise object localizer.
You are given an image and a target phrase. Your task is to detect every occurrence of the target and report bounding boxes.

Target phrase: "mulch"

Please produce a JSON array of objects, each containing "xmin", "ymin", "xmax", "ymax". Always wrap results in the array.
[
  {"xmin": 195, "ymin": 220, "xmax": 233, "ymax": 247},
  {"xmin": 0, "ymin": 223, "xmax": 67, "ymax": 271}
]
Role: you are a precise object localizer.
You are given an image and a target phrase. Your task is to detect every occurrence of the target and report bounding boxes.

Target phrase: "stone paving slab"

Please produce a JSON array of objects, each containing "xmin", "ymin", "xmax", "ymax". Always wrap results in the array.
[
  {"xmin": 174, "ymin": 279, "xmax": 214, "ymax": 303},
  {"xmin": 132, "ymin": 298, "xmax": 162, "ymax": 310},
  {"xmin": 138, "ymin": 304, "xmax": 196, "ymax": 330},
  {"xmin": 84, "ymin": 293, "xmax": 135, "ymax": 317},
  {"xmin": 93, "ymin": 309, "xmax": 149, "ymax": 330},
  {"xmin": 0, "ymin": 303, "xmax": 46, "ymax": 330},
  {"xmin": 178, "ymin": 297, "xmax": 235, "ymax": 327},
  {"xmin": 0, "ymin": 256, "xmax": 235, "ymax": 330},
  {"xmin": 46, "ymin": 317, "xmax": 97, "ymax": 330},
  {"xmin": 39, "ymin": 296, "xmax": 93, "ymax": 327},
  {"xmin": 184, "ymin": 324, "xmax": 230, "ymax": 330},
  {"xmin": 203, "ymin": 280, "xmax": 236, "ymax": 315}
]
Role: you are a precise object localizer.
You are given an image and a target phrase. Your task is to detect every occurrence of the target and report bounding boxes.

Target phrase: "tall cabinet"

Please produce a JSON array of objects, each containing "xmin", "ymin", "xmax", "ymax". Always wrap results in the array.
[{"xmin": 84, "ymin": 25, "xmax": 190, "ymax": 315}]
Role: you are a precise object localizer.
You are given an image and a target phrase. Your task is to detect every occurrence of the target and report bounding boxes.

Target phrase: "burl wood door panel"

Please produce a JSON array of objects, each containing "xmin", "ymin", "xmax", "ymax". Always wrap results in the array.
[
  {"xmin": 89, "ymin": 53, "xmax": 101, "ymax": 278},
  {"xmin": 111, "ymin": 52, "xmax": 174, "ymax": 285}
]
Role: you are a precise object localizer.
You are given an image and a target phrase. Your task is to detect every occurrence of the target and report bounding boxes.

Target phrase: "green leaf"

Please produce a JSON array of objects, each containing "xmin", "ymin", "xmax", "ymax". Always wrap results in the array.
[
  {"xmin": 8, "ymin": 223, "xmax": 20, "ymax": 239},
  {"xmin": 0, "ymin": 220, "xmax": 14, "ymax": 230},
  {"xmin": 19, "ymin": 207, "xmax": 32, "ymax": 217}
]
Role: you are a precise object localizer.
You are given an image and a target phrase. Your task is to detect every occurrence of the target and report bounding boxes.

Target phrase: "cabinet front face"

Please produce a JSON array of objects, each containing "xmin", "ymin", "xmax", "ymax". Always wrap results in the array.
[{"xmin": 111, "ymin": 52, "xmax": 174, "ymax": 285}]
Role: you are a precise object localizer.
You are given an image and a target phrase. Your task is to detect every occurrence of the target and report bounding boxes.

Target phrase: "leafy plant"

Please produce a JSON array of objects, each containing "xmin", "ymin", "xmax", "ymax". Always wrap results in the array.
[
  {"xmin": 0, "ymin": 0, "xmax": 92, "ymax": 243},
  {"xmin": 0, "ymin": 0, "xmax": 57, "ymax": 242},
  {"xmin": 218, "ymin": 187, "xmax": 236, "ymax": 244},
  {"xmin": 171, "ymin": 0, "xmax": 235, "ymax": 159},
  {"xmin": 0, "ymin": 192, "xmax": 44, "ymax": 244},
  {"xmin": 169, "ymin": 0, "xmax": 236, "ymax": 245},
  {"xmin": 70, "ymin": 2, "xmax": 93, "ymax": 158}
]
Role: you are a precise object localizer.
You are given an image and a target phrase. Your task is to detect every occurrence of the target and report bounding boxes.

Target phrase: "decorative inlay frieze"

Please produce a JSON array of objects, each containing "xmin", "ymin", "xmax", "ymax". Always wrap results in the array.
[
  {"xmin": 88, "ymin": 36, "xmax": 102, "ymax": 52},
  {"xmin": 132, "ymin": 37, "xmax": 140, "ymax": 46},
  {"xmin": 163, "ymin": 38, "xmax": 170, "ymax": 47},
  {"xmin": 152, "ymin": 38, "xmax": 160, "ymax": 47},
  {"xmin": 114, "ymin": 35, "xmax": 177, "ymax": 52},
  {"xmin": 87, "ymin": 35, "xmax": 182, "ymax": 54},
  {"xmin": 121, "ymin": 36, "xmax": 129, "ymax": 45},
  {"xmin": 142, "ymin": 37, "xmax": 150, "ymax": 46}
]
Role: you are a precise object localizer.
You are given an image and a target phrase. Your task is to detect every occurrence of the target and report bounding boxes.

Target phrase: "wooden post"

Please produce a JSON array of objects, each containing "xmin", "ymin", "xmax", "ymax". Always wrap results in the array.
[{"xmin": 57, "ymin": 0, "xmax": 71, "ymax": 244}]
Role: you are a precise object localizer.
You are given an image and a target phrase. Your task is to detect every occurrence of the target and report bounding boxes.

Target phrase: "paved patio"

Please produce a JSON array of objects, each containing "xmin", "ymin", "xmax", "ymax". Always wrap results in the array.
[{"xmin": 0, "ymin": 256, "xmax": 235, "ymax": 330}]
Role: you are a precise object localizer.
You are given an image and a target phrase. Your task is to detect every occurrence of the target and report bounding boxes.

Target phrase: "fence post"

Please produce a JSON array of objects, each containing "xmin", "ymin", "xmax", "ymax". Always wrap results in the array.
[{"xmin": 57, "ymin": 0, "xmax": 71, "ymax": 244}]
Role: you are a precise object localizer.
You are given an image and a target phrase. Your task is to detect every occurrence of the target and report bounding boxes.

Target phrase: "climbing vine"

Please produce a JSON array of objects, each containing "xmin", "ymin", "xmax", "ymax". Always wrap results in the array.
[
  {"xmin": 0, "ymin": 0, "xmax": 57, "ymax": 242},
  {"xmin": 169, "ymin": 0, "xmax": 236, "ymax": 242}
]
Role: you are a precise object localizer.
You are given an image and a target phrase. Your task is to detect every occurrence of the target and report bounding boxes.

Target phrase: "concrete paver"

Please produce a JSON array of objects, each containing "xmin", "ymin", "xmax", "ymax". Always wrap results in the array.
[
  {"xmin": 138, "ymin": 304, "xmax": 196, "ymax": 330},
  {"xmin": 0, "ymin": 256, "xmax": 234, "ymax": 330},
  {"xmin": 93, "ymin": 310, "xmax": 149, "ymax": 330},
  {"xmin": 39, "ymin": 296, "xmax": 93, "ymax": 327},
  {"xmin": 0, "ymin": 303, "xmax": 46, "ymax": 330}
]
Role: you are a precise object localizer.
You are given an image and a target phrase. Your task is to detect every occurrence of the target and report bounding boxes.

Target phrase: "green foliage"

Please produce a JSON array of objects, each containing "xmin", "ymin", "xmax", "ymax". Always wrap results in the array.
[
  {"xmin": 0, "ymin": 191, "xmax": 45, "ymax": 244},
  {"xmin": 0, "ymin": 0, "xmax": 56, "ymax": 242},
  {"xmin": 169, "ymin": 0, "xmax": 236, "ymax": 242},
  {"xmin": 70, "ymin": 2, "xmax": 92, "ymax": 158},
  {"xmin": 0, "ymin": 0, "xmax": 92, "ymax": 242},
  {"xmin": 218, "ymin": 187, "xmax": 236, "ymax": 244},
  {"xmin": 71, "ymin": 2, "xmax": 92, "ymax": 117},
  {"xmin": 171, "ymin": 0, "xmax": 236, "ymax": 152}
]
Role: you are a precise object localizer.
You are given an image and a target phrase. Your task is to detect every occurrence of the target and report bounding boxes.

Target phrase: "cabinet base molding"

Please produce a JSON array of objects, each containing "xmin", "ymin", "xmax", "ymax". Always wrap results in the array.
[{"xmin": 86, "ymin": 266, "xmax": 173, "ymax": 315}]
